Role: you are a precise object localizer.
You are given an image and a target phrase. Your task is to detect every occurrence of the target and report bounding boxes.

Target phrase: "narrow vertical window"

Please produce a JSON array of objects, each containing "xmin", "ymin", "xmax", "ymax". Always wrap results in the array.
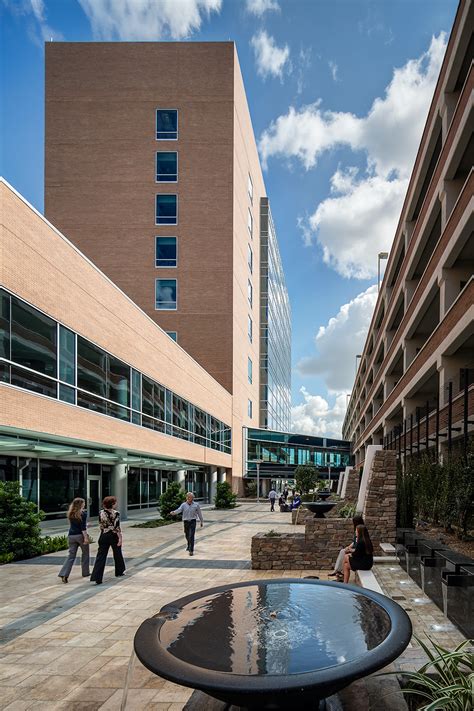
[
  {"xmin": 248, "ymin": 357, "xmax": 253, "ymax": 384},
  {"xmin": 248, "ymin": 174, "xmax": 253, "ymax": 204},
  {"xmin": 156, "ymin": 279, "xmax": 177, "ymax": 310},
  {"xmin": 166, "ymin": 331, "xmax": 178, "ymax": 342},
  {"xmin": 248, "ymin": 315, "xmax": 253, "ymax": 343},
  {"xmin": 156, "ymin": 109, "xmax": 178, "ymax": 140},
  {"xmin": 156, "ymin": 237, "xmax": 177, "ymax": 267},
  {"xmin": 248, "ymin": 399, "xmax": 253, "ymax": 418},
  {"xmin": 156, "ymin": 195, "xmax": 178, "ymax": 225},
  {"xmin": 248, "ymin": 244, "xmax": 253, "ymax": 273},
  {"xmin": 248, "ymin": 279, "xmax": 253, "ymax": 308},
  {"xmin": 156, "ymin": 152, "xmax": 178, "ymax": 182},
  {"xmin": 248, "ymin": 208, "xmax": 253, "ymax": 238}
]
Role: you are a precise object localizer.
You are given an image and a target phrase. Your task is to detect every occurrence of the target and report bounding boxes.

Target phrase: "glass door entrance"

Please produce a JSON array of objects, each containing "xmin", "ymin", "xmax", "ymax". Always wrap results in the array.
[{"xmin": 87, "ymin": 475, "xmax": 101, "ymax": 517}]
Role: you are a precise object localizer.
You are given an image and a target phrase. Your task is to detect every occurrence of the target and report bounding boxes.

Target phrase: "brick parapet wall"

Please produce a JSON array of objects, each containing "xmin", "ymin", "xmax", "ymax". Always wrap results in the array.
[{"xmin": 344, "ymin": 470, "xmax": 360, "ymax": 503}]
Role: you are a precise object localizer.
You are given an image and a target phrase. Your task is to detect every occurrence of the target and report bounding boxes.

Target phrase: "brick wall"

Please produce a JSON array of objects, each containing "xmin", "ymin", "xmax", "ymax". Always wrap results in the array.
[{"xmin": 363, "ymin": 450, "xmax": 397, "ymax": 549}]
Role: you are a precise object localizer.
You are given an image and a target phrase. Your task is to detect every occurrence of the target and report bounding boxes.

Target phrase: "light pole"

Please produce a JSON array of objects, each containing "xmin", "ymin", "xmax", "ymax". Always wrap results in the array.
[
  {"xmin": 255, "ymin": 459, "xmax": 263, "ymax": 503},
  {"xmin": 378, "ymin": 251, "xmax": 389, "ymax": 291}
]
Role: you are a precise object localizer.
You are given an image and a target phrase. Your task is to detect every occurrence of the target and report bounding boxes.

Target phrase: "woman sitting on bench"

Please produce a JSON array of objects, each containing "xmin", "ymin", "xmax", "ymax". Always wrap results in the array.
[
  {"xmin": 328, "ymin": 514, "xmax": 364, "ymax": 581},
  {"xmin": 343, "ymin": 524, "xmax": 373, "ymax": 584}
]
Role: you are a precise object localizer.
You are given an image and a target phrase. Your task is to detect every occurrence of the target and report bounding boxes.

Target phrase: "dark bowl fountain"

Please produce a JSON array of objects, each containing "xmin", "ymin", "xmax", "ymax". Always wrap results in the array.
[
  {"xmin": 133, "ymin": 578, "xmax": 412, "ymax": 710},
  {"xmin": 317, "ymin": 491, "xmax": 332, "ymax": 501},
  {"xmin": 303, "ymin": 501, "xmax": 336, "ymax": 518}
]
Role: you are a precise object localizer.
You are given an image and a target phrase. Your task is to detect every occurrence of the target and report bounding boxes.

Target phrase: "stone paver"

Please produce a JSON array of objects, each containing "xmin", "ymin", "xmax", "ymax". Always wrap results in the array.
[{"xmin": 0, "ymin": 503, "xmax": 468, "ymax": 710}]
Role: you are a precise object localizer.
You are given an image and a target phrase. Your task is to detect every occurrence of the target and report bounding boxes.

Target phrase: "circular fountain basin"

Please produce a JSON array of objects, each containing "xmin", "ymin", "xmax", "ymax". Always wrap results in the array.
[
  {"xmin": 303, "ymin": 501, "xmax": 336, "ymax": 518},
  {"xmin": 134, "ymin": 579, "xmax": 412, "ymax": 710}
]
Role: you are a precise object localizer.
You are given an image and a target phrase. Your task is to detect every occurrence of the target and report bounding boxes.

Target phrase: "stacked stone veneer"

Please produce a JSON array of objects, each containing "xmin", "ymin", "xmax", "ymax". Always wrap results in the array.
[
  {"xmin": 252, "ymin": 452, "xmax": 396, "ymax": 569},
  {"xmin": 362, "ymin": 450, "xmax": 397, "ymax": 549},
  {"xmin": 252, "ymin": 519, "xmax": 354, "ymax": 570}
]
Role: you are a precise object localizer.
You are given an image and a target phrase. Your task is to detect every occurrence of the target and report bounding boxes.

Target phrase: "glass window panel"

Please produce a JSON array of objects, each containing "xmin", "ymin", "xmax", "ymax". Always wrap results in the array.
[
  {"xmin": 11, "ymin": 297, "xmax": 57, "ymax": 377},
  {"xmin": 166, "ymin": 331, "xmax": 177, "ymax": 342},
  {"xmin": 39, "ymin": 460, "xmax": 86, "ymax": 516},
  {"xmin": 156, "ymin": 152, "xmax": 178, "ymax": 182},
  {"xmin": 153, "ymin": 383, "xmax": 166, "ymax": 431},
  {"xmin": 0, "ymin": 456, "xmax": 17, "ymax": 483},
  {"xmin": 59, "ymin": 326, "xmax": 75, "ymax": 385},
  {"xmin": 194, "ymin": 407, "xmax": 207, "ymax": 446},
  {"xmin": 0, "ymin": 289, "xmax": 11, "ymax": 360},
  {"xmin": 248, "ymin": 357, "xmax": 253, "ymax": 384},
  {"xmin": 59, "ymin": 384, "xmax": 75, "ymax": 404},
  {"xmin": 156, "ymin": 237, "xmax": 177, "ymax": 267},
  {"xmin": 156, "ymin": 194, "xmax": 177, "ymax": 225},
  {"xmin": 127, "ymin": 468, "xmax": 141, "ymax": 507},
  {"xmin": 173, "ymin": 395, "xmax": 189, "ymax": 440},
  {"xmin": 106, "ymin": 401, "xmax": 129, "ymax": 421},
  {"xmin": 142, "ymin": 375, "xmax": 154, "ymax": 418},
  {"xmin": 248, "ymin": 174, "xmax": 253, "ymax": 203},
  {"xmin": 156, "ymin": 109, "xmax": 178, "ymax": 140},
  {"xmin": 149, "ymin": 471, "xmax": 159, "ymax": 504},
  {"xmin": 248, "ymin": 244, "xmax": 253, "ymax": 273},
  {"xmin": 248, "ymin": 399, "xmax": 253, "ymax": 418},
  {"xmin": 108, "ymin": 354, "xmax": 130, "ymax": 407},
  {"xmin": 21, "ymin": 459, "xmax": 38, "ymax": 506},
  {"xmin": 11, "ymin": 365, "xmax": 57, "ymax": 398},
  {"xmin": 248, "ymin": 280, "xmax": 253, "ymax": 308},
  {"xmin": 155, "ymin": 279, "xmax": 177, "ymax": 310},
  {"xmin": 132, "ymin": 369, "xmax": 141, "ymax": 411},
  {"xmin": 131, "ymin": 411, "xmax": 141, "ymax": 425},
  {"xmin": 102, "ymin": 466, "xmax": 112, "ymax": 498},
  {"xmin": 248, "ymin": 315, "xmax": 253, "ymax": 343},
  {"xmin": 248, "ymin": 208, "xmax": 253, "ymax": 237},
  {"xmin": 140, "ymin": 470, "xmax": 149, "ymax": 506},
  {"xmin": 77, "ymin": 390, "xmax": 106, "ymax": 414},
  {"xmin": 77, "ymin": 337, "xmax": 107, "ymax": 398}
]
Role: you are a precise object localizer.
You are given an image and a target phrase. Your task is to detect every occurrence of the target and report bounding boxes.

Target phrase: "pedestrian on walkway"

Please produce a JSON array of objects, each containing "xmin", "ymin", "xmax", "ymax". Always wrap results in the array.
[
  {"xmin": 58, "ymin": 497, "xmax": 90, "ymax": 583},
  {"xmin": 171, "ymin": 492, "xmax": 203, "ymax": 556},
  {"xmin": 268, "ymin": 488, "xmax": 277, "ymax": 511},
  {"xmin": 90, "ymin": 496, "xmax": 126, "ymax": 585}
]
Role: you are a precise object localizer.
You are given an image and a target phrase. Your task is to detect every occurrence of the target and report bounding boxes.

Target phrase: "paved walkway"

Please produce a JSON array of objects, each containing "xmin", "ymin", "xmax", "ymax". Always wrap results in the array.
[{"xmin": 0, "ymin": 503, "xmax": 467, "ymax": 710}]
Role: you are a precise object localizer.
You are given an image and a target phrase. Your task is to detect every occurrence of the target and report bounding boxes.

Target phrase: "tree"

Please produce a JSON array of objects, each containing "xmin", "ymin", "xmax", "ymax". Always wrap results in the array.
[
  {"xmin": 158, "ymin": 483, "xmax": 186, "ymax": 520},
  {"xmin": 294, "ymin": 465, "xmax": 319, "ymax": 494},
  {"xmin": 214, "ymin": 481, "xmax": 237, "ymax": 509},
  {"xmin": 0, "ymin": 481, "xmax": 45, "ymax": 561}
]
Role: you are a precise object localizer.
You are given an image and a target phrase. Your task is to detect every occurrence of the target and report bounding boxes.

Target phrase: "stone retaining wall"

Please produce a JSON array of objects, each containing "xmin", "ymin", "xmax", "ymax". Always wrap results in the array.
[
  {"xmin": 363, "ymin": 450, "xmax": 397, "ymax": 547},
  {"xmin": 252, "ymin": 518, "xmax": 354, "ymax": 570}
]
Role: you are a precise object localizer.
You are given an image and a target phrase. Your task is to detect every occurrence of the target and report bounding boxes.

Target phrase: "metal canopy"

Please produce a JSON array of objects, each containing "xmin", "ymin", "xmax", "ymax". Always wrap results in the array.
[{"xmin": 0, "ymin": 435, "xmax": 200, "ymax": 471}]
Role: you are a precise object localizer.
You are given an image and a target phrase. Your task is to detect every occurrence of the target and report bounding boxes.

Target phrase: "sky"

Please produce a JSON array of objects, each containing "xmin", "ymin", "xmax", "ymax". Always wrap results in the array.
[{"xmin": 0, "ymin": 0, "xmax": 459, "ymax": 438}]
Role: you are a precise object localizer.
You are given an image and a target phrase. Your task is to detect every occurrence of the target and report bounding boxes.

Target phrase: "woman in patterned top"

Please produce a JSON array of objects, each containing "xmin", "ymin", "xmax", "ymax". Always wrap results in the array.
[{"xmin": 90, "ymin": 496, "xmax": 126, "ymax": 585}]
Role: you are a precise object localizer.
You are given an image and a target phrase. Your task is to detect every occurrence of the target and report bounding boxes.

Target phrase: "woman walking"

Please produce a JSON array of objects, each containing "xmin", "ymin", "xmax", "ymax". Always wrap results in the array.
[
  {"xmin": 90, "ymin": 496, "xmax": 126, "ymax": 585},
  {"xmin": 343, "ymin": 524, "xmax": 374, "ymax": 584},
  {"xmin": 58, "ymin": 497, "xmax": 90, "ymax": 583}
]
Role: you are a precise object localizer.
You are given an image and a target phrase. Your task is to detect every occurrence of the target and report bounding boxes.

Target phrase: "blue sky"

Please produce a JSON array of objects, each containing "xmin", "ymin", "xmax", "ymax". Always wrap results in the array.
[{"xmin": 0, "ymin": 0, "xmax": 459, "ymax": 436}]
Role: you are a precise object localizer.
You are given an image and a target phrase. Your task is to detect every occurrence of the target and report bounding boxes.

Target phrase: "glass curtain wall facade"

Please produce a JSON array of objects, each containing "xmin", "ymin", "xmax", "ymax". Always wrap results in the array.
[
  {"xmin": 0, "ymin": 289, "xmax": 231, "ymax": 454},
  {"xmin": 245, "ymin": 428, "xmax": 352, "ymax": 480},
  {"xmin": 259, "ymin": 199, "xmax": 291, "ymax": 431}
]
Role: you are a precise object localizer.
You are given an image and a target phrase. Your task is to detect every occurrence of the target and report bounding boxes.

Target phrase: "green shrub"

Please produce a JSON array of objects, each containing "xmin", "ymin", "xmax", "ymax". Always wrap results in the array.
[
  {"xmin": 39, "ymin": 535, "xmax": 69, "ymax": 554},
  {"xmin": 382, "ymin": 637, "xmax": 473, "ymax": 711},
  {"xmin": 0, "ymin": 481, "xmax": 44, "ymax": 560},
  {"xmin": 132, "ymin": 518, "xmax": 176, "ymax": 529},
  {"xmin": 264, "ymin": 530, "xmax": 281, "ymax": 537},
  {"xmin": 158, "ymin": 483, "xmax": 186, "ymax": 520},
  {"xmin": 294, "ymin": 465, "xmax": 319, "ymax": 494},
  {"xmin": 214, "ymin": 481, "xmax": 237, "ymax": 509},
  {"xmin": 0, "ymin": 552, "xmax": 14, "ymax": 565},
  {"xmin": 339, "ymin": 503, "xmax": 357, "ymax": 519}
]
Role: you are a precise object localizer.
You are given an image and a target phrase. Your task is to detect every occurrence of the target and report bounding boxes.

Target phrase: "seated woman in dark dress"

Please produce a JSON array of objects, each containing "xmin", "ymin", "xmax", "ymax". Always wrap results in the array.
[{"xmin": 343, "ymin": 524, "xmax": 373, "ymax": 584}]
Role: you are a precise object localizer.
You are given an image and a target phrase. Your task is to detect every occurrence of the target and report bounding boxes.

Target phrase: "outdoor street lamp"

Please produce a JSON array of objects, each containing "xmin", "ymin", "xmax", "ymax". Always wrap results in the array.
[
  {"xmin": 255, "ymin": 459, "xmax": 264, "ymax": 503},
  {"xmin": 378, "ymin": 252, "xmax": 389, "ymax": 291}
]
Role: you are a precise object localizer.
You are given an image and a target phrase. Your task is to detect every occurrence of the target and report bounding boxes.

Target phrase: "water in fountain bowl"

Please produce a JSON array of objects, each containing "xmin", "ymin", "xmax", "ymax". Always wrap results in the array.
[{"xmin": 159, "ymin": 582, "xmax": 391, "ymax": 676}]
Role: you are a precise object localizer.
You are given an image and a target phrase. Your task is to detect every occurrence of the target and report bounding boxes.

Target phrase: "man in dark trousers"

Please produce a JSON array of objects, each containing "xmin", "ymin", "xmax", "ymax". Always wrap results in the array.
[
  {"xmin": 268, "ymin": 488, "xmax": 277, "ymax": 512},
  {"xmin": 171, "ymin": 492, "xmax": 204, "ymax": 556}
]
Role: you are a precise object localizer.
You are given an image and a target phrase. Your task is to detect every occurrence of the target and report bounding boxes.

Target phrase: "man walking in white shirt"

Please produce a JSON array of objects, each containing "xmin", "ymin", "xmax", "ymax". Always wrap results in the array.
[
  {"xmin": 268, "ymin": 488, "xmax": 277, "ymax": 512},
  {"xmin": 171, "ymin": 492, "xmax": 204, "ymax": 556}
]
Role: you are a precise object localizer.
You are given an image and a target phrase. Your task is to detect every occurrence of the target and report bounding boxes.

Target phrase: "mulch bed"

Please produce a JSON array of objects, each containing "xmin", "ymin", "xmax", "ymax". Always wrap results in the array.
[{"xmin": 415, "ymin": 523, "xmax": 474, "ymax": 559}]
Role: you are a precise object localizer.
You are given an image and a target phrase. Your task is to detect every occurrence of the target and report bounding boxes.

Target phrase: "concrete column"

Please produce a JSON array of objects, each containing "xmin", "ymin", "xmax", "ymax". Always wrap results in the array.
[
  {"xmin": 336, "ymin": 472, "xmax": 344, "ymax": 496},
  {"xmin": 174, "ymin": 469, "xmax": 186, "ymax": 487},
  {"xmin": 218, "ymin": 467, "xmax": 226, "ymax": 483},
  {"xmin": 439, "ymin": 266, "xmax": 472, "ymax": 317},
  {"xmin": 112, "ymin": 464, "xmax": 128, "ymax": 521},
  {"xmin": 439, "ymin": 355, "xmax": 465, "ymax": 406},
  {"xmin": 356, "ymin": 445, "xmax": 382, "ymax": 513},
  {"xmin": 210, "ymin": 467, "xmax": 218, "ymax": 504},
  {"xmin": 403, "ymin": 336, "xmax": 425, "ymax": 370}
]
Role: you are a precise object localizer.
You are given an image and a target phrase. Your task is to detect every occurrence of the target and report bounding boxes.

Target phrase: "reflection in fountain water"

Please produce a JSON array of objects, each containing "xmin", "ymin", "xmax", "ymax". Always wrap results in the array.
[
  {"xmin": 442, "ymin": 584, "xmax": 448, "ymax": 618},
  {"xmin": 158, "ymin": 583, "xmax": 391, "ymax": 676}
]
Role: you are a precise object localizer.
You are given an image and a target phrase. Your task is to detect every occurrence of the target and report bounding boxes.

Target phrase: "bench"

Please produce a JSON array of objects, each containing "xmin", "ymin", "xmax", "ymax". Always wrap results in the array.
[
  {"xmin": 380, "ymin": 542, "xmax": 396, "ymax": 554},
  {"xmin": 356, "ymin": 569, "xmax": 384, "ymax": 594}
]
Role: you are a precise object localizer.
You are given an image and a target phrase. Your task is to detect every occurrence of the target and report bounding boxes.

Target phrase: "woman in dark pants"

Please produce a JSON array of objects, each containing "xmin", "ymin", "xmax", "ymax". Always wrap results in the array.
[
  {"xmin": 58, "ymin": 497, "xmax": 90, "ymax": 583},
  {"xmin": 90, "ymin": 496, "xmax": 125, "ymax": 585},
  {"xmin": 343, "ymin": 524, "xmax": 374, "ymax": 584}
]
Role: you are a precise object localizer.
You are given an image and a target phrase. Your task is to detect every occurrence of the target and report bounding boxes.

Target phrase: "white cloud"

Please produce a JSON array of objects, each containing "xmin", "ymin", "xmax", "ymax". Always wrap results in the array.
[
  {"xmin": 3, "ymin": 0, "xmax": 64, "ymax": 46},
  {"xmin": 245, "ymin": 0, "xmax": 279, "ymax": 16},
  {"xmin": 259, "ymin": 34, "xmax": 446, "ymax": 277},
  {"xmin": 251, "ymin": 30, "xmax": 290, "ymax": 80},
  {"xmin": 291, "ymin": 389, "xmax": 348, "ymax": 438},
  {"xmin": 308, "ymin": 169, "xmax": 408, "ymax": 278},
  {"xmin": 77, "ymin": 0, "xmax": 222, "ymax": 41},
  {"xmin": 328, "ymin": 60, "xmax": 339, "ymax": 82},
  {"xmin": 297, "ymin": 285, "xmax": 378, "ymax": 391}
]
